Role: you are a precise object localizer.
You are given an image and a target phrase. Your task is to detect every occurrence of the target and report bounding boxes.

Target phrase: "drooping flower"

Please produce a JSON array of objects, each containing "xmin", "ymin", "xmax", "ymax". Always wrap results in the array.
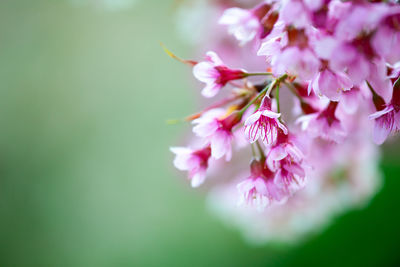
[
  {"xmin": 237, "ymin": 159, "xmax": 289, "ymax": 211},
  {"xmin": 266, "ymin": 131, "xmax": 304, "ymax": 170},
  {"xmin": 244, "ymin": 95, "xmax": 288, "ymax": 144},
  {"xmin": 192, "ymin": 109, "xmax": 242, "ymax": 160},
  {"xmin": 369, "ymin": 105, "xmax": 398, "ymax": 145},
  {"xmin": 193, "ymin": 51, "xmax": 247, "ymax": 98},
  {"xmin": 266, "ymin": 131, "xmax": 307, "ymax": 192},
  {"xmin": 369, "ymin": 77, "xmax": 400, "ymax": 144},
  {"xmin": 170, "ymin": 146, "xmax": 212, "ymax": 187}
]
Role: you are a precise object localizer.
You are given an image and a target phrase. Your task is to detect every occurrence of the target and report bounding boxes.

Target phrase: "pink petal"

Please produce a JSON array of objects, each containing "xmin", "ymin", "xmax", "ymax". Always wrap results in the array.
[
  {"xmin": 244, "ymin": 112, "xmax": 262, "ymax": 126},
  {"xmin": 201, "ymin": 82, "xmax": 221, "ymax": 98},
  {"xmin": 192, "ymin": 119, "xmax": 219, "ymax": 137},
  {"xmin": 210, "ymin": 130, "xmax": 232, "ymax": 160},
  {"xmin": 191, "ymin": 169, "xmax": 206, "ymax": 188},
  {"xmin": 254, "ymin": 177, "xmax": 268, "ymax": 195},
  {"xmin": 193, "ymin": 62, "xmax": 219, "ymax": 82},
  {"xmin": 205, "ymin": 51, "xmax": 224, "ymax": 66},
  {"xmin": 373, "ymin": 118, "xmax": 392, "ymax": 145},
  {"xmin": 260, "ymin": 110, "xmax": 281, "ymax": 119}
]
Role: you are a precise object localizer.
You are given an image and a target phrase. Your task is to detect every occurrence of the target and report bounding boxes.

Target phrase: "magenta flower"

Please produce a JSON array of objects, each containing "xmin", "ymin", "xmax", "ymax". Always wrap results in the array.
[
  {"xmin": 237, "ymin": 160, "xmax": 289, "ymax": 210},
  {"xmin": 170, "ymin": 146, "xmax": 212, "ymax": 187},
  {"xmin": 244, "ymin": 96, "xmax": 288, "ymax": 144},
  {"xmin": 192, "ymin": 109, "xmax": 242, "ymax": 160},
  {"xmin": 193, "ymin": 51, "xmax": 247, "ymax": 98}
]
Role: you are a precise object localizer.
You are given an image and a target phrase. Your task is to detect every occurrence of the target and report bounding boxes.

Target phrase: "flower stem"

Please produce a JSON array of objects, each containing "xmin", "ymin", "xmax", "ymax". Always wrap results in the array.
[
  {"xmin": 256, "ymin": 141, "xmax": 266, "ymax": 160},
  {"xmin": 251, "ymin": 143, "xmax": 257, "ymax": 158},
  {"xmin": 238, "ymin": 83, "xmax": 271, "ymax": 115},
  {"xmin": 276, "ymin": 85, "xmax": 281, "ymax": 114},
  {"xmin": 238, "ymin": 74, "xmax": 288, "ymax": 115},
  {"xmin": 244, "ymin": 72, "xmax": 274, "ymax": 77}
]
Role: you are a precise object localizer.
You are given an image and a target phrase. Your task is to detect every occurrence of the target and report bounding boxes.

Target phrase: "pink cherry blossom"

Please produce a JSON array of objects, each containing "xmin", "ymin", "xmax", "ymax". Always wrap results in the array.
[
  {"xmin": 193, "ymin": 51, "xmax": 247, "ymax": 98},
  {"xmin": 369, "ymin": 105, "xmax": 399, "ymax": 145},
  {"xmin": 273, "ymin": 160, "xmax": 306, "ymax": 193},
  {"xmin": 265, "ymin": 131, "xmax": 307, "ymax": 193},
  {"xmin": 266, "ymin": 132, "xmax": 304, "ymax": 170},
  {"xmin": 237, "ymin": 160, "xmax": 289, "ymax": 210},
  {"xmin": 369, "ymin": 77, "xmax": 400, "ymax": 144},
  {"xmin": 219, "ymin": 3, "xmax": 273, "ymax": 45},
  {"xmin": 170, "ymin": 146, "xmax": 212, "ymax": 187},
  {"xmin": 170, "ymin": 0, "xmax": 400, "ymax": 243},
  {"xmin": 244, "ymin": 96, "xmax": 288, "ymax": 144},
  {"xmin": 192, "ymin": 109, "xmax": 242, "ymax": 160}
]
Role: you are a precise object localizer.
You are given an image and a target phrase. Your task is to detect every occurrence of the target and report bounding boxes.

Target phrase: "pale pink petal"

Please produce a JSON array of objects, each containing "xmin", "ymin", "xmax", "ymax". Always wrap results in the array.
[
  {"xmin": 244, "ymin": 111, "xmax": 262, "ymax": 126},
  {"xmin": 205, "ymin": 51, "xmax": 224, "ymax": 66},
  {"xmin": 260, "ymin": 110, "xmax": 281, "ymax": 119},
  {"xmin": 201, "ymin": 82, "xmax": 221, "ymax": 98},
  {"xmin": 244, "ymin": 124, "xmax": 260, "ymax": 143},
  {"xmin": 318, "ymin": 70, "xmax": 342, "ymax": 101},
  {"xmin": 237, "ymin": 179, "xmax": 254, "ymax": 193},
  {"xmin": 373, "ymin": 118, "xmax": 392, "ymax": 145},
  {"xmin": 254, "ymin": 177, "xmax": 268, "ymax": 195},
  {"xmin": 340, "ymin": 89, "xmax": 359, "ymax": 114},
  {"xmin": 219, "ymin": 8, "xmax": 259, "ymax": 45},
  {"xmin": 170, "ymin": 147, "xmax": 192, "ymax": 171},
  {"xmin": 219, "ymin": 8, "xmax": 250, "ymax": 25},
  {"xmin": 257, "ymin": 37, "xmax": 282, "ymax": 58},
  {"xmin": 276, "ymin": 120, "xmax": 288, "ymax": 135},
  {"xmin": 286, "ymin": 144, "xmax": 304, "ymax": 162},
  {"xmin": 268, "ymin": 146, "xmax": 288, "ymax": 162},
  {"xmin": 210, "ymin": 130, "xmax": 232, "ymax": 160},
  {"xmin": 192, "ymin": 119, "xmax": 219, "ymax": 137},
  {"xmin": 191, "ymin": 169, "xmax": 206, "ymax": 188},
  {"xmin": 193, "ymin": 62, "xmax": 218, "ymax": 82}
]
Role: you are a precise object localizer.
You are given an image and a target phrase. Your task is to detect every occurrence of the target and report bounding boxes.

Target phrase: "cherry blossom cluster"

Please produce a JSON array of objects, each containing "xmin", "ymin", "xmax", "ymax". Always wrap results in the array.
[{"xmin": 170, "ymin": 0, "xmax": 398, "ymax": 241}]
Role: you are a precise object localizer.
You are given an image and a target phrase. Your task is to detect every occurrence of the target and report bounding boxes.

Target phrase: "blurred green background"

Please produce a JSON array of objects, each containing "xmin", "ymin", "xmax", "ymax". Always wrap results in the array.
[{"xmin": 0, "ymin": 1, "xmax": 399, "ymax": 266}]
